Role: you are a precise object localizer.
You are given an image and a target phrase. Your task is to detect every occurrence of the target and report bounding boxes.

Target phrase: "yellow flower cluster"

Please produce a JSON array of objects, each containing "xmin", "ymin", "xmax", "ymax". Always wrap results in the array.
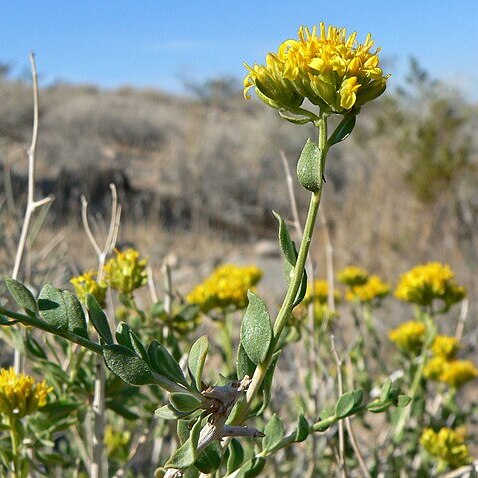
[
  {"xmin": 388, "ymin": 321, "xmax": 427, "ymax": 354},
  {"xmin": 424, "ymin": 335, "xmax": 478, "ymax": 388},
  {"xmin": 305, "ymin": 279, "xmax": 341, "ymax": 305},
  {"xmin": 70, "ymin": 270, "xmax": 107, "ymax": 307},
  {"xmin": 187, "ymin": 264, "xmax": 263, "ymax": 313},
  {"xmin": 395, "ymin": 262, "xmax": 466, "ymax": 308},
  {"xmin": 338, "ymin": 266, "xmax": 369, "ymax": 287},
  {"xmin": 420, "ymin": 427, "xmax": 470, "ymax": 469},
  {"xmin": 103, "ymin": 249, "xmax": 148, "ymax": 295},
  {"xmin": 431, "ymin": 335, "xmax": 460, "ymax": 359},
  {"xmin": 0, "ymin": 368, "xmax": 53, "ymax": 418},
  {"xmin": 244, "ymin": 23, "xmax": 389, "ymax": 115},
  {"xmin": 346, "ymin": 275, "xmax": 390, "ymax": 303},
  {"xmin": 104, "ymin": 424, "xmax": 131, "ymax": 457}
]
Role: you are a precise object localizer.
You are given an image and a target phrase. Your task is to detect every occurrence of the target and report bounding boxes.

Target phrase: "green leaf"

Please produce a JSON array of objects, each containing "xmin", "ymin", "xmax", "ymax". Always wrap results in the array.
[
  {"xmin": 188, "ymin": 335, "xmax": 209, "ymax": 391},
  {"xmin": 236, "ymin": 457, "xmax": 266, "ymax": 478},
  {"xmin": 380, "ymin": 377, "xmax": 392, "ymax": 403},
  {"xmin": 25, "ymin": 335, "xmax": 47, "ymax": 360},
  {"xmin": 327, "ymin": 114, "xmax": 356, "ymax": 147},
  {"xmin": 38, "ymin": 285, "xmax": 88, "ymax": 338},
  {"xmin": 165, "ymin": 418, "xmax": 202, "ymax": 469},
  {"xmin": 194, "ymin": 442, "xmax": 222, "ymax": 474},
  {"xmin": 262, "ymin": 414, "xmax": 284, "ymax": 452},
  {"xmin": 240, "ymin": 291, "xmax": 272, "ymax": 365},
  {"xmin": 5, "ymin": 278, "xmax": 37, "ymax": 315},
  {"xmin": 226, "ymin": 439, "xmax": 244, "ymax": 475},
  {"xmin": 236, "ymin": 343, "xmax": 256, "ymax": 380},
  {"xmin": 128, "ymin": 328, "xmax": 150, "ymax": 366},
  {"xmin": 278, "ymin": 110, "xmax": 313, "ymax": 125},
  {"xmin": 396, "ymin": 395, "xmax": 412, "ymax": 408},
  {"xmin": 115, "ymin": 322, "xmax": 134, "ymax": 350},
  {"xmin": 86, "ymin": 294, "xmax": 113, "ymax": 344},
  {"xmin": 155, "ymin": 404, "xmax": 195, "ymax": 421},
  {"xmin": 151, "ymin": 341, "xmax": 189, "ymax": 388},
  {"xmin": 296, "ymin": 138, "xmax": 323, "ymax": 193},
  {"xmin": 169, "ymin": 393, "xmax": 202, "ymax": 413},
  {"xmin": 106, "ymin": 399, "xmax": 140, "ymax": 420},
  {"xmin": 335, "ymin": 390, "xmax": 362, "ymax": 419},
  {"xmin": 103, "ymin": 344, "xmax": 155, "ymax": 385},
  {"xmin": 273, "ymin": 211, "xmax": 297, "ymax": 283},
  {"xmin": 294, "ymin": 413, "xmax": 309, "ymax": 442},
  {"xmin": 63, "ymin": 291, "xmax": 89, "ymax": 338}
]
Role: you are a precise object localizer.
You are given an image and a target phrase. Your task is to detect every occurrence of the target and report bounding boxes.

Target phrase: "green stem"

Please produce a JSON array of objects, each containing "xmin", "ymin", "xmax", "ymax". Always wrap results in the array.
[
  {"xmin": 0, "ymin": 307, "xmax": 104, "ymax": 354},
  {"xmin": 231, "ymin": 112, "xmax": 329, "ymax": 424},
  {"xmin": 8, "ymin": 416, "xmax": 21, "ymax": 478}
]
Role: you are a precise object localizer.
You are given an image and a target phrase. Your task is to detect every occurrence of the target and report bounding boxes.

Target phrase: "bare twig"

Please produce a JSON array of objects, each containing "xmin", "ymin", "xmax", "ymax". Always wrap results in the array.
[
  {"xmin": 455, "ymin": 298, "xmax": 469, "ymax": 342},
  {"xmin": 331, "ymin": 335, "xmax": 347, "ymax": 478},
  {"xmin": 12, "ymin": 53, "xmax": 54, "ymax": 373},
  {"xmin": 80, "ymin": 184, "xmax": 121, "ymax": 478},
  {"xmin": 147, "ymin": 266, "xmax": 159, "ymax": 303}
]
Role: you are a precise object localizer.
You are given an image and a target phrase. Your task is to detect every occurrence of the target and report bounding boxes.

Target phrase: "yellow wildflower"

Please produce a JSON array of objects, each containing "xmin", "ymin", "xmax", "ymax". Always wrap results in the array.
[
  {"xmin": 346, "ymin": 275, "xmax": 390, "ymax": 303},
  {"xmin": 187, "ymin": 264, "xmax": 262, "ymax": 313},
  {"xmin": 439, "ymin": 360, "xmax": 478, "ymax": 388},
  {"xmin": 244, "ymin": 23, "xmax": 389, "ymax": 115},
  {"xmin": 424, "ymin": 356, "xmax": 447, "ymax": 381},
  {"xmin": 70, "ymin": 270, "xmax": 107, "ymax": 307},
  {"xmin": 104, "ymin": 425, "xmax": 131, "ymax": 457},
  {"xmin": 431, "ymin": 335, "xmax": 460, "ymax": 359},
  {"xmin": 103, "ymin": 249, "xmax": 147, "ymax": 294},
  {"xmin": 420, "ymin": 427, "xmax": 470, "ymax": 469},
  {"xmin": 338, "ymin": 266, "xmax": 369, "ymax": 287},
  {"xmin": 0, "ymin": 368, "xmax": 53, "ymax": 418},
  {"xmin": 304, "ymin": 279, "xmax": 341, "ymax": 306},
  {"xmin": 388, "ymin": 321, "xmax": 426, "ymax": 354},
  {"xmin": 395, "ymin": 262, "xmax": 466, "ymax": 308}
]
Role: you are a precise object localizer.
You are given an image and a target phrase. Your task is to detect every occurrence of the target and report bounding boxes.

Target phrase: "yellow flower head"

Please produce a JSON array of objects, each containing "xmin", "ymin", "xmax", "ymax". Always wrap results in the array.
[
  {"xmin": 103, "ymin": 249, "xmax": 147, "ymax": 295},
  {"xmin": 420, "ymin": 427, "xmax": 470, "ymax": 469},
  {"xmin": 304, "ymin": 279, "xmax": 341, "ymax": 306},
  {"xmin": 0, "ymin": 368, "xmax": 53, "ymax": 418},
  {"xmin": 338, "ymin": 266, "xmax": 369, "ymax": 287},
  {"xmin": 244, "ymin": 23, "xmax": 389, "ymax": 115},
  {"xmin": 395, "ymin": 262, "xmax": 466, "ymax": 308},
  {"xmin": 388, "ymin": 320, "xmax": 427, "ymax": 354},
  {"xmin": 439, "ymin": 360, "xmax": 478, "ymax": 388},
  {"xmin": 424, "ymin": 356, "xmax": 448, "ymax": 381},
  {"xmin": 187, "ymin": 264, "xmax": 263, "ymax": 313},
  {"xmin": 346, "ymin": 275, "xmax": 390, "ymax": 303},
  {"xmin": 431, "ymin": 335, "xmax": 460, "ymax": 359},
  {"xmin": 104, "ymin": 425, "xmax": 131, "ymax": 457},
  {"xmin": 70, "ymin": 270, "xmax": 107, "ymax": 307}
]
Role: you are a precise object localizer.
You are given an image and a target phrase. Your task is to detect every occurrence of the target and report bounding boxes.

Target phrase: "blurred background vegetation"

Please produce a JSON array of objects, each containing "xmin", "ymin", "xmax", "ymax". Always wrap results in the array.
[{"xmin": 0, "ymin": 58, "xmax": 476, "ymax": 310}]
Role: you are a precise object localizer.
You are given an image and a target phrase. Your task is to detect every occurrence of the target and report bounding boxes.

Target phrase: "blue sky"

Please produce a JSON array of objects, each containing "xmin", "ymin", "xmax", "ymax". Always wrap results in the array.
[{"xmin": 0, "ymin": 1, "xmax": 476, "ymax": 96}]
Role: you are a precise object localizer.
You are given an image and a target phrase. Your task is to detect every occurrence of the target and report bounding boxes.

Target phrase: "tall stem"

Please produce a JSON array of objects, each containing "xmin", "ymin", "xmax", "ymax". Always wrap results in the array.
[{"xmin": 232, "ymin": 112, "xmax": 328, "ymax": 424}]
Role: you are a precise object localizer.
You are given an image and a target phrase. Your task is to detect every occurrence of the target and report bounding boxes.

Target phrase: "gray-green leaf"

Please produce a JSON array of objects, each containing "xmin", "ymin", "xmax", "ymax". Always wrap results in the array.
[
  {"xmin": 169, "ymin": 393, "xmax": 202, "ymax": 413},
  {"xmin": 5, "ymin": 278, "xmax": 37, "ymax": 315},
  {"xmin": 240, "ymin": 291, "xmax": 272, "ymax": 365},
  {"xmin": 86, "ymin": 294, "xmax": 113, "ymax": 344},
  {"xmin": 103, "ymin": 344, "xmax": 154, "ymax": 385},
  {"xmin": 296, "ymin": 138, "xmax": 323, "ymax": 193},
  {"xmin": 188, "ymin": 335, "xmax": 209, "ymax": 391},
  {"xmin": 262, "ymin": 414, "xmax": 284, "ymax": 452},
  {"xmin": 165, "ymin": 418, "xmax": 203, "ymax": 469}
]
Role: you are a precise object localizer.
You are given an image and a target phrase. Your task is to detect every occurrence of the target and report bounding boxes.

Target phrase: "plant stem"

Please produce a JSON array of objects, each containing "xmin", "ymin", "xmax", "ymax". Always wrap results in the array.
[
  {"xmin": 232, "ymin": 112, "xmax": 328, "ymax": 424},
  {"xmin": 8, "ymin": 416, "xmax": 21, "ymax": 478}
]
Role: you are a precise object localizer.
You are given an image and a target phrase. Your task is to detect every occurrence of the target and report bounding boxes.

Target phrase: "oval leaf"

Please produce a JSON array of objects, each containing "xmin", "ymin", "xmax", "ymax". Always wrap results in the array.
[
  {"xmin": 296, "ymin": 138, "xmax": 323, "ymax": 193},
  {"xmin": 262, "ymin": 414, "xmax": 284, "ymax": 452},
  {"xmin": 188, "ymin": 335, "xmax": 209, "ymax": 391},
  {"xmin": 86, "ymin": 294, "xmax": 113, "ymax": 344},
  {"xmin": 328, "ymin": 114, "xmax": 356, "ymax": 147},
  {"xmin": 240, "ymin": 291, "xmax": 272, "ymax": 365},
  {"xmin": 169, "ymin": 393, "xmax": 202, "ymax": 413},
  {"xmin": 103, "ymin": 344, "xmax": 154, "ymax": 385},
  {"xmin": 5, "ymin": 278, "xmax": 37, "ymax": 315},
  {"xmin": 335, "ymin": 390, "xmax": 358, "ymax": 419}
]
